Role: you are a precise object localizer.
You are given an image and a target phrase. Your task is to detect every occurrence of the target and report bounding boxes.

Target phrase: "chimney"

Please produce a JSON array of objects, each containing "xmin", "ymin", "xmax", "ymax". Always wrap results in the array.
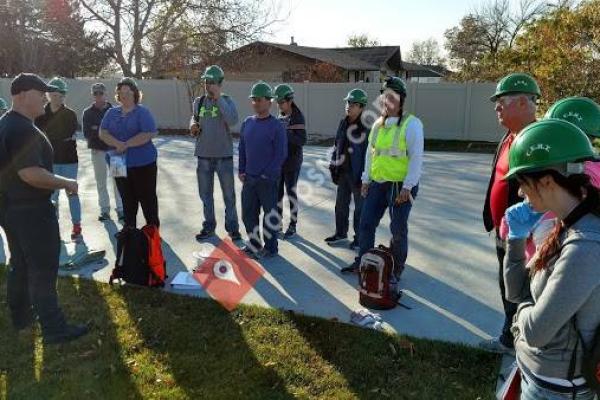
[{"xmin": 290, "ymin": 36, "xmax": 297, "ymax": 46}]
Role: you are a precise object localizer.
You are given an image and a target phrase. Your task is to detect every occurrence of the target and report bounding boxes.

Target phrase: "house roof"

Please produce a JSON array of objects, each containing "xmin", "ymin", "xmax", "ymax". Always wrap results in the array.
[
  {"xmin": 402, "ymin": 61, "xmax": 449, "ymax": 78},
  {"xmin": 260, "ymin": 41, "xmax": 380, "ymax": 71},
  {"xmin": 326, "ymin": 46, "xmax": 402, "ymax": 70},
  {"xmin": 219, "ymin": 41, "xmax": 446, "ymax": 78}
]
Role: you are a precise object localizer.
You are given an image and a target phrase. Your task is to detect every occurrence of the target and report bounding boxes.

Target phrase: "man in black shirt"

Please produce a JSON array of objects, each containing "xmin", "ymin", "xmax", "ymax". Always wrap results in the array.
[{"xmin": 0, "ymin": 73, "xmax": 89, "ymax": 344}]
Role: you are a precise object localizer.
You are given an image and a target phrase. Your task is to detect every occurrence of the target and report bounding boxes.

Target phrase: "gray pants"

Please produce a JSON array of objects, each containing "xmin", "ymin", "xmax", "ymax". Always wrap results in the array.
[{"xmin": 91, "ymin": 149, "xmax": 123, "ymax": 214}]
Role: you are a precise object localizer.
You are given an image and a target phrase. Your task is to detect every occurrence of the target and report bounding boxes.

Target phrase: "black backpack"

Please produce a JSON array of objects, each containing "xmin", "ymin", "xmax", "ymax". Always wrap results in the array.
[
  {"xmin": 109, "ymin": 227, "xmax": 166, "ymax": 287},
  {"xmin": 569, "ymin": 316, "xmax": 600, "ymax": 394}
]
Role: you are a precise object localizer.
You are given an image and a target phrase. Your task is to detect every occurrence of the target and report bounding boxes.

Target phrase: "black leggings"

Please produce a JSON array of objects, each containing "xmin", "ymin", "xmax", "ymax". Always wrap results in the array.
[{"xmin": 115, "ymin": 162, "xmax": 159, "ymax": 228}]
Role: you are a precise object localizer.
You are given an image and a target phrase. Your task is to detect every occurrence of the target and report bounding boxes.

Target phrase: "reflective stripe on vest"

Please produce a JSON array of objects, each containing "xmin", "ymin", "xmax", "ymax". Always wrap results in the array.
[{"xmin": 369, "ymin": 114, "xmax": 414, "ymax": 182}]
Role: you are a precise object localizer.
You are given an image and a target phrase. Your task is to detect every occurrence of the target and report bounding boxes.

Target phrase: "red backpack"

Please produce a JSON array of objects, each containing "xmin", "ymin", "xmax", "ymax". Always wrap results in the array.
[
  {"xmin": 142, "ymin": 225, "xmax": 167, "ymax": 287},
  {"xmin": 110, "ymin": 225, "xmax": 166, "ymax": 288},
  {"xmin": 358, "ymin": 245, "xmax": 402, "ymax": 310}
]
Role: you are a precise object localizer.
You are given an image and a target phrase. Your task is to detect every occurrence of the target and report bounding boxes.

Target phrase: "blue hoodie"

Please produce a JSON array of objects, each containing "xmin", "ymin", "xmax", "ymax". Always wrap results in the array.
[{"xmin": 238, "ymin": 115, "xmax": 287, "ymax": 180}]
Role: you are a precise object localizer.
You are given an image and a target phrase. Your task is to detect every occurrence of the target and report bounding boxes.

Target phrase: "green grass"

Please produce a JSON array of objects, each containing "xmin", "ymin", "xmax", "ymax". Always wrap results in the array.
[{"xmin": 0, "ymin": 268, "xmax": 499, "ymax": 399}]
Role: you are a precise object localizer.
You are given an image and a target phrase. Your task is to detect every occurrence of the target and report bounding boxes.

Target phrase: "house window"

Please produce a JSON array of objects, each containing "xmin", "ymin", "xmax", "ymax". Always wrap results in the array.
[{"xmin": 354, "ymin": 71, "xmax": 365, "ymax": 82}]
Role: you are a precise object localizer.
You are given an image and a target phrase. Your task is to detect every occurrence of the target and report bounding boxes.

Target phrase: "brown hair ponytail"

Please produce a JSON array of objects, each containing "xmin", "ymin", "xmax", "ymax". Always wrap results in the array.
[{"xmin": 518, "ymin": 170, "xmax": 600, "ymax": 274}]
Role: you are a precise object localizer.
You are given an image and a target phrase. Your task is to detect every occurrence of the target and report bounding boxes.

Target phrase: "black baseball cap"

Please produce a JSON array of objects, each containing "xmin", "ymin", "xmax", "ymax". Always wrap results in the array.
[{"xmin": 10, "ymin": 73, "xmax": 60, "ymax": 95}]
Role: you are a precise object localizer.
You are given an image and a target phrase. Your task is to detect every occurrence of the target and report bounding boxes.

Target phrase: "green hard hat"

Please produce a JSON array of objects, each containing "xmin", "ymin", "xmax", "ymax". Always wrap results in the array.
[
  {"xmin": 273, "ymin": 84, "xmax": 294, "ymax": 102},
  {"xmin": 0, "ymin": 97, "xmax": 8, "ymax": 110},
  {"xmin": 490, "ymin": 72, "xmax": 541, "ymax": 102},
  {"xmin": 201, "ymin": 65, "xmax": 225, "ymax": 83},
  {"xmin": 249, "ymin": 81, "xmax": 273, "ymax": 99},
  {"xmin": 344, "ymin": 88, "xmax": 368, "ymax": 105},
  {"xmin": 48, "ymin": 77, "xmax": 68, "ymax": 94},
  {"xmin": 545, "ymin": 97, "xmax": 600, "ymax": 138},
  {"xmin": 381, "ymin": 76, "xmax": 407, "ymax": 96},
  {"xmin": 505, "ymin": 119, "xmax": 598, "ymax": 180}
]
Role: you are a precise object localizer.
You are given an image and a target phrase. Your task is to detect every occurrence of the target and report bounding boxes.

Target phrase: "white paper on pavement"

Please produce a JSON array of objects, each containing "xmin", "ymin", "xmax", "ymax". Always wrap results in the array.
[{"xmin": 170, "ymin": 271, "xmax": 202, "ymax": 290}]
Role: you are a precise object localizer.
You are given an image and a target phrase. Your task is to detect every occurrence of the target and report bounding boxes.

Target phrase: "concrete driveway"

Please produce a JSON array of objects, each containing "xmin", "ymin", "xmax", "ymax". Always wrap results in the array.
[{"xmin": 0, "ymin": 136, "xmax": 502, "ymax": 346}]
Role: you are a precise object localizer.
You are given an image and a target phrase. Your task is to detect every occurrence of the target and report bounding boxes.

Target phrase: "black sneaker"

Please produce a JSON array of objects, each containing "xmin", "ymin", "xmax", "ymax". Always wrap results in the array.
[
  {"xmin": 241, "ymin": 245, "xmax": 262, "ymax": 259},
  {"xmin": 44, "ymin": 323, "xmax": 89, "ymax": 345},
  {"xmin": 283, "ymin": 226, "xmax": 296, "ymax": 239},
  {"xmin": 340, "ymin": 262, "xmax": 359, "ymax": 275},
  {"xmin": 325, "ymin": 233, "xmax": 347, "ymax": 244},
  {"xmin": 98, "ymin": 212, "xmax": 111, "ymax": 221},
  {"xmin": 349, "ymin": 238, "xmax": 359, "ymax": 250},
  {"xmin": 229, "ymin": 231, "xmax": 243, "ymax": 241},
  {"xmin": 259, "ymin": 248, "xmax": 278, "ymax": 259},
  {"xmin": 195, "ymin": 229, "xmax": 215, "ymax": 241}
]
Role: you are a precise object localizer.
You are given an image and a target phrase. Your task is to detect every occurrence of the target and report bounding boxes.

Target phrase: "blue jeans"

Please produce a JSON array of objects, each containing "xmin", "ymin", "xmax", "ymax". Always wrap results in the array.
[
  {"xmin": 335, "ymin": 171, "xmax": 364, "ymax": 240},
  {"xmin": 196, "ymin": 157, "xmax": 239, "ymax": 233},
  {"xmin": 241, "ymin": 176, "xmax": 279, "ymax": 253},
  {"xmin": 277, "ymin": 168, "xmax": 301, "ymax": 229},
  {"xmin": 521, "ymin": 372, "xmax": 597, "ymax": 400},
  {"xmin": 357, "ymin": 182, "xmax": 418, "ymax": 272},
  {"xmin": 51, "ymin": 163, "xmax": 82, "ymax": 225}
]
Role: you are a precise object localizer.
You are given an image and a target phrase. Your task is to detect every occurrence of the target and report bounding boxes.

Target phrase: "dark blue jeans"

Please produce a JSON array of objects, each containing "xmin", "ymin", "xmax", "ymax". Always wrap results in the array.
[
  {"xmin": 196, "ymin": 157, "xmax": 239, "ymax": 233},
  {"xmin": 277, "ymin": 168, "xmax": 301, "ymax": 229},
  {"xmin": 357, "ymin": 182, "xmax": 418, "ymax": 272},
  {"xmin": 241, "ymin": 175, "xmax": 279, "ymax": 253},
  {"xmin": 334, "ymin": 171, "xmax": 363, "ymax": 240},
  {"xmin": 0, "ymin": 200, "xmax": 66, "ymax": 335}
]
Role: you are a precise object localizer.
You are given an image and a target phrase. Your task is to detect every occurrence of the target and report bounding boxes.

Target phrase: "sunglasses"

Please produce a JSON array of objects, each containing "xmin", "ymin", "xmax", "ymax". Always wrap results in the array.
[
  {"xmin": 93, "ymin": 91, "xmax": 105, "ymax": 96},
  {"xmin": 205, "ymin": 80, "xmax": 218, "ymax": 85}
]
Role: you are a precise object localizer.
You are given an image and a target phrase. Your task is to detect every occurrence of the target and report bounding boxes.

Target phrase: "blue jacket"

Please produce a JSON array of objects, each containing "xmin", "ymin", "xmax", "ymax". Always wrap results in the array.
[{"xmin": 330, "ymin": 115, "xmax": 369, "ymax": 186}]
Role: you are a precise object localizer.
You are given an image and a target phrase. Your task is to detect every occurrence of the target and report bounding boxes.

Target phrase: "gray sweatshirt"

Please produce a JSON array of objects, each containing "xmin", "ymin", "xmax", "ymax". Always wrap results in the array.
[
  {"xmin": 190, "ymin": 95, "xmax": 239, "ymax": 158},
  {"xmin": 504, "ymin": 213, "xmax": 600, "ymax": 380}
]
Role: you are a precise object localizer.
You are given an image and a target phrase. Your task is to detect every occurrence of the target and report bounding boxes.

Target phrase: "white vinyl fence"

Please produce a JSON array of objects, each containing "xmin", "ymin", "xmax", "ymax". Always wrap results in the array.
[{"xmin": 0, "ymin": 78, "xmax": 505, "ymax": 142}]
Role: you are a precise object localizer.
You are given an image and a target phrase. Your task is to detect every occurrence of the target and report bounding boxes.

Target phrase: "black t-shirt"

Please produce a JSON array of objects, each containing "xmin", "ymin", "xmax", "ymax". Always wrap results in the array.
[
  {"xmin": 35, "ymin": 104, "xmax": 78, "ymax": 164},
  {"xmin": 0, "ymin": 111, "xmax": 54, "ymax": 201}
]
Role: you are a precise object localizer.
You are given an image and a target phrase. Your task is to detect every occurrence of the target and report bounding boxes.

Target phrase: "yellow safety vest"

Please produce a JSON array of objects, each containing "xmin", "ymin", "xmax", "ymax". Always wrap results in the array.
[{"xmin": 369, "ymin": 114, "xmax": 414, "ymax": 182}]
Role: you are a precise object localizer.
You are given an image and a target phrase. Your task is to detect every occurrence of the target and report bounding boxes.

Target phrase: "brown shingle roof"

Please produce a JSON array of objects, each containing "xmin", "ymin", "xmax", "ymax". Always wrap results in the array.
[
  {"xmin": 326, "ymin": 46, "xmax": 402, "ymax": 70},
  {"xmin": 261, "ymin": 41, "xmax": 380, "ymax": 70}
]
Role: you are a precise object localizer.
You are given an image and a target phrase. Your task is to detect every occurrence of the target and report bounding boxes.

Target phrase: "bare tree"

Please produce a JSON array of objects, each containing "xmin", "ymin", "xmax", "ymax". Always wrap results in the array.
[
  {"xmin": 347, "ymin": 33, "xmax": 380, "ymax": 48},
  {"xmin": 445, "ymin": 0, "xmax": 548, "ymax": 71},
  {"xmin": 406, "ymin": 38, "xmax": 445, "ymax": 66},
  {"xmin": 474, "ymin": 0, "xmax": 548, "ymax": 52},
  {"xmin": 78, "ymin": 0, "xmax": 280, "ymax": 78}
]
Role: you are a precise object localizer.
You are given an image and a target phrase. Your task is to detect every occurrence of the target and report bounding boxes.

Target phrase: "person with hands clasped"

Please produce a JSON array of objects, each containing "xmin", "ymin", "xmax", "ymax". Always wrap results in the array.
[
  {"xmin": 341, "ymin": 77, "xmax": 424, "ymax": 275},
  {"xmin": 238, "ymin": 82, "xmax": 287, "ymax": 260},
  {"xmin": 99, "ymin": 78, "xmax": 160, "ymax": 229}
]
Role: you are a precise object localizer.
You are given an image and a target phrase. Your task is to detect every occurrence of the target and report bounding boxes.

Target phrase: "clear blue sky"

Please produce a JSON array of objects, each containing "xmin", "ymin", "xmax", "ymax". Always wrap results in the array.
[{"xmin": 269, "ymin": 0, "xmax": 481, "ymax": 54}]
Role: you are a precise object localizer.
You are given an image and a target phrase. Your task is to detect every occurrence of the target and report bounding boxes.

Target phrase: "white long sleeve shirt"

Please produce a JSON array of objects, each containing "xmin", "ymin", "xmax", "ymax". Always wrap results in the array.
[{"xmin": 361, "ymin": 116, "xmax": 424, "ymax": 190}]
